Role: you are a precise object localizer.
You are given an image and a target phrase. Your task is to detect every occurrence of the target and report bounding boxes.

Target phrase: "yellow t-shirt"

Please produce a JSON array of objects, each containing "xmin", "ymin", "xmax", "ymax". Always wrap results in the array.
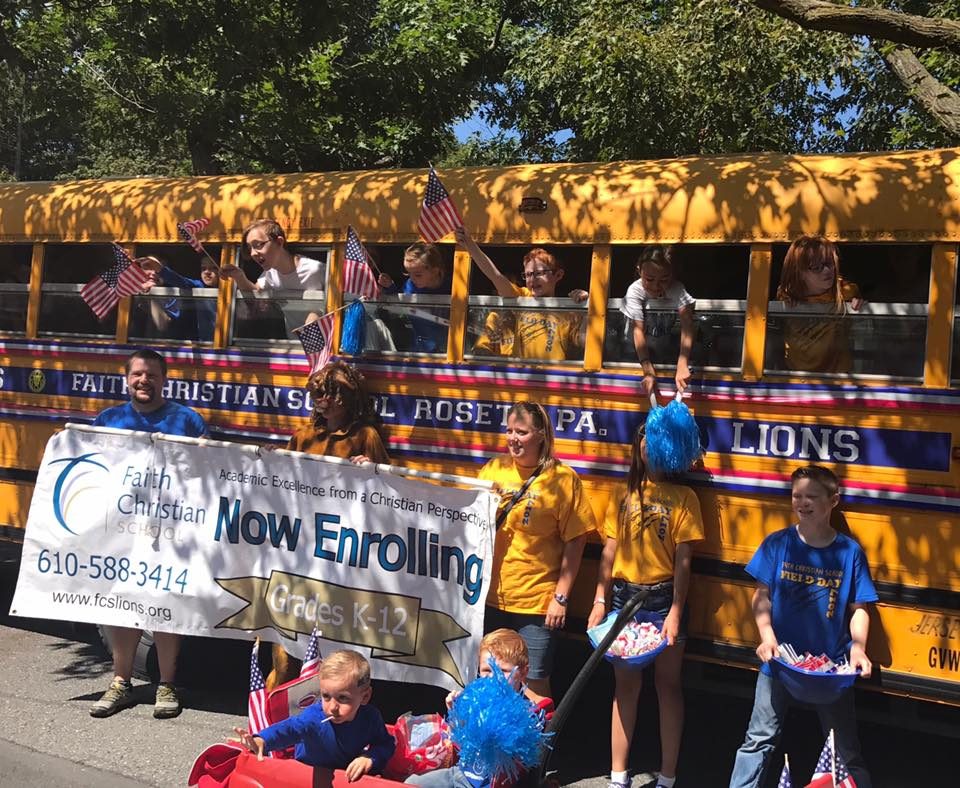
[
  {"xmin": 479, "ymin": 457, "xmax": 597, "ymax": 613},
  {"xmin": 472, "ymin": 284, "xmax": 583, "ymax": 361},
  {"xmin": 602, "ymin": 481, "xmax": 705, "ymax": 585},
  {"xmin": 783, "ymin": 280, "xmax": 860, "ymax": 373}
]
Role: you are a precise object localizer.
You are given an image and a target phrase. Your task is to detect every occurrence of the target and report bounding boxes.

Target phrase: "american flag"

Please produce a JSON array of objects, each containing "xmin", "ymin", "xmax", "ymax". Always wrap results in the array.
[
  {"xmin": 417, "ymin": 167, "xmax": 463, "ymax": 242},
  {"xmin": 299, "ymin": 625, "xmax": 323, "ymax": 680},
  {"xmin": 343, "ymin": 226, "xmax": 380, "ymax": 299},
  {"xmin": 248, "ymin": 639, "xmax": 270, "ymax": 736},
  {"xmin": 177, "ymin": 217, "xmax": 210, "ymax": 254},
  {"xmin": 806, "ymin": 730, "xmax": 856, "ymax": 788},
  {"xmin": 778, "ymin": 758, "xmax": 792, "ymax": 788},
  {"xmin": 79, "ymin": 244, "xmax": 151, "ymax": 319},
  {"xmin": 295, "ymin": 313, "xmax": 335, "ymax": 377}
]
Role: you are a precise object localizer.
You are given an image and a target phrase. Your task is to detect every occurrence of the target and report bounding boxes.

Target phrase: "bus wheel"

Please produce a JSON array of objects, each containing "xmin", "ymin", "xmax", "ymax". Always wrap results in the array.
[{"xmin": 97, "ymin": 626, "xmax": 158, "ymax": 682}]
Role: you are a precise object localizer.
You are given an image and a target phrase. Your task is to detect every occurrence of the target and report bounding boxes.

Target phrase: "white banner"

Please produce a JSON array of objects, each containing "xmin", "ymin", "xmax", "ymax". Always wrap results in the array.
[{"xmin": 10, "ymin": 425, "xmax": 496, "ymax": 690}]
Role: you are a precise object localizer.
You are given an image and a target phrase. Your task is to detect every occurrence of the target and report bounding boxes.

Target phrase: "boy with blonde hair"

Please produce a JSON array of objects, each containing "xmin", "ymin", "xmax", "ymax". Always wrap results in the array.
[{"xmin": 231, "ymin": 650, "xmax": 395, "ymax": 781}]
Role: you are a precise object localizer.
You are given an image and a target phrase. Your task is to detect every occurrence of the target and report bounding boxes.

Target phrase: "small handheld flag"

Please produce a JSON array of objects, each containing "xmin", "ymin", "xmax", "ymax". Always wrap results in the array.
[
  {"xmin": 806, "ymin": 730, "xmax": 855, "ymax": 788},
  {"xmin": 343, "ymin": 226, "xmax": 380, "ymax": 300},
  {"xmin": 248, "ymin": 639, "xmax": 270, "ymax": 736},
  {"xmin": 177, "ymin": 217, "xmax": 210, "ymax": 253},
  {"xmin": 778, "ymin": 753, "xmax": 792, "ymax": 788},
  {"xmin": 80, "ymin": 244, "xmax": 151, "ymax": 319},
  {"xmin": 417, "ymin": 167, "xmax": 463, "ymax": 242},
  {"xmin": 299, "ymin": 626, "xmax": 323, "ymax": 680},
  {"xmin": 295, "ymin": 314, "xmax": 335, "ymax": 377}
]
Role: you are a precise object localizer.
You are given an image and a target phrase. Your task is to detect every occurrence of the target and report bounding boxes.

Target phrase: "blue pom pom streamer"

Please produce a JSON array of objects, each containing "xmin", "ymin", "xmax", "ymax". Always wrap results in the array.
[
  {"xmin": 447, "ymin": 659, "xmax": 549, "ymax": 783},
  {"xmin": 340, "ymin": 300, "xmax": 366, "ymax": 355},
  {"xmin": 644, "ymin": 397, "xmax": 701, "ymax": 475}
]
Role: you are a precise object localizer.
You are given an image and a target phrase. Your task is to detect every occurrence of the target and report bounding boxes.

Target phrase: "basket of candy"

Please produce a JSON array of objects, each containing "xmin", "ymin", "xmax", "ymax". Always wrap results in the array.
[
  {"xmin": 768, "ymin": 642, "xmax": 861, "ymax": 704},
  {"xmin": 587, "ymin": 610, "xmax": 668, "ymax": 669}
]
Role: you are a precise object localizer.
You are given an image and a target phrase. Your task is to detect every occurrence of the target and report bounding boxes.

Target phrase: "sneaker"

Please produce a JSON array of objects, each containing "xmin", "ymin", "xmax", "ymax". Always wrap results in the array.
[
  {"xmin": 154, "ymin": 682, "xmax": 182, "ymax": 719},
  {"xmin": 607, "ymin": 780, "xmax": 631, "ymax": 788},
  {"xmin": 90, "ymin": 677, "xmax": 134, "ymax": 718}
]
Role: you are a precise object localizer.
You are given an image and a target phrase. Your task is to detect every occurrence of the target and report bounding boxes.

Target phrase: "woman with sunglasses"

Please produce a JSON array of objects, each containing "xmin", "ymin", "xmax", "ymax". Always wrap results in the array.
[
  {"xmin": 480, "ymin": 401, "xmax": 596, "ymax": 696},
  {"xmin": 776, "ymin": 235, "xmax": 864, "ymax": 373},
  {"xmin": 588, "ymin": 423, "xmax": 704, "ymax": 788},
  {"xmin": 266, "ymin": 360, "xmax": 389, "ymax": 689}
]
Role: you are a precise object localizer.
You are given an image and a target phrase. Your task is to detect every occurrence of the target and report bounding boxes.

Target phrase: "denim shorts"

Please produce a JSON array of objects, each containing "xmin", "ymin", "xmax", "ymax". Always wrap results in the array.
[
  {"xmin": 610, "ymin": 578, "xmax": 689, "ymax": 642},
  {"xmin": 483, "ymin": 606, "xmax": 558, "ymax": 680}
]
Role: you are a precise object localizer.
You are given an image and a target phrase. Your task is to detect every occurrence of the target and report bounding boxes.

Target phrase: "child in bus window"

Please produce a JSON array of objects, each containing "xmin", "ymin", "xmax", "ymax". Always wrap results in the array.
[
  {"xmin": 588, "ymin": 422, "xmax": 704, "ymax": 788},
  {"xmin": 378, "ymin": 243, "xmax": 451, "ymax": 353},
  {"xmin": 137, "ymin": 256, "xmax": 219, "ymax": 342},
  {"xmin": 456, "ymin": 228, "xmax": 585, "ymax": 361},
  {"xmin": 220, "ymin": 219, "xmax": 326, "ymax": 335},
  {"xmin": 621, "ymin": 246, "xmax": 695, "ymax": 397},
  {"xmin": 777, "ymin": 235, "xmax": 863, "ymax": 374}
]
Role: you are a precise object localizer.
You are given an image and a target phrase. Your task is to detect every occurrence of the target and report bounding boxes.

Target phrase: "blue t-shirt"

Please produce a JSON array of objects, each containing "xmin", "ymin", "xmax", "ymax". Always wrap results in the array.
[
  {"xmin": 746, "ymin": 526, "xmax": 878, "ymax": 675},
  {"xmin": 93, "ymin": 400, "xmax": 207, "ymax": 438},
  {"xmin": 259, "ymin": 702, "xmax": 396, "ymax": 770},
  {"xmin": 381, "ymin": 276, "xmax": 451, "ymax": 353},
  {"xmin": 159, "ymin": 266, "xmax": 216, "ymax": 342}
]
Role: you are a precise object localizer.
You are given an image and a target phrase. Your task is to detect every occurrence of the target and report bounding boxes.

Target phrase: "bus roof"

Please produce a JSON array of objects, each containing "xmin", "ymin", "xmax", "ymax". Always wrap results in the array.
[{"xmin": 1, "ymin": 148, "xmax": 958, "ymax": 245}]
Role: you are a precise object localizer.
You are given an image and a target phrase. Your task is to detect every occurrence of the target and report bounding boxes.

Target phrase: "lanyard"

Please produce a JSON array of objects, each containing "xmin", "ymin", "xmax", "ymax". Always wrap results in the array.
[{"xmin": 495, "ymin": 464, "xmax": 542, "ymax": 530}]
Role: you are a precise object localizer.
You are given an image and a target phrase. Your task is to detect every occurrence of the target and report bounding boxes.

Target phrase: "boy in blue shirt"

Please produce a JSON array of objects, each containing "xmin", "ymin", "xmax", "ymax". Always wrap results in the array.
[
  {"xmin": 231, "ymin": 650, "xmax": 395, "ymax": 781},
  {"xmin": 729, "ymin": 465, "xmax": 878, "ymax": 788}
]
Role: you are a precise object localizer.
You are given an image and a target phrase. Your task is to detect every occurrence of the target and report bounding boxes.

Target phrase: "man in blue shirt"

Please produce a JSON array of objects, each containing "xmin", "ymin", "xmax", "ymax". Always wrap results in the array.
[{"xmin": 89, "ymin": 349, "xmax": 207, "ymax": 720}]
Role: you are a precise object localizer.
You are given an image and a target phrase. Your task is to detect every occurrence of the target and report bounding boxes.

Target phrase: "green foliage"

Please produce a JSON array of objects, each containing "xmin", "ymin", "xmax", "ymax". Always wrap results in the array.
[{"xmin": 1, "ymin": 0, "xmax": 959, "ymax": 180}]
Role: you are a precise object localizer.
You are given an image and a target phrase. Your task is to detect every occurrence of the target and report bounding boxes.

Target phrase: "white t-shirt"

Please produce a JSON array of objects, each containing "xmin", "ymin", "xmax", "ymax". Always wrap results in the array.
[
  {"xmin": 621, "ymin": 279, "xmax": 695, "ymax": 338},
  {"xmin": 256, "ymin": 256, "xmax": 326, "ymax": 291}
]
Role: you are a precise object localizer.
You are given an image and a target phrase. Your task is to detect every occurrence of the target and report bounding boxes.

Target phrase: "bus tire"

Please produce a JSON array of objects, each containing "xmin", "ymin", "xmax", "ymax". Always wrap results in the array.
[{"xmin": 97, "ymin": 626, "xmax": 158, "ymax": 682}]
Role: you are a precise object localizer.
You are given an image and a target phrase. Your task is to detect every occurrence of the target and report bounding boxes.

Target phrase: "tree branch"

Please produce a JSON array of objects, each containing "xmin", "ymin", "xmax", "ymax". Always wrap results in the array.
[
  {"xmin": 881, "ymin": 45, "xmax": 960, "ymax": 140},
  {"xmin": 752, "ymin": 0, "xmax": 960, "ymax": 56}
]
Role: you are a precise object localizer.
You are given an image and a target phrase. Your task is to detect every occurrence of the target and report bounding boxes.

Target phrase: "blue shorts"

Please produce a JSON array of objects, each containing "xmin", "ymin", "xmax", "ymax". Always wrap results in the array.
[
  {"xmin": 611, "ymin": 578, "xmax": 688, "ymax": 642},
  {"xmin": 483, "ymin": 606, "xmax": 558, "ymax": 681}
]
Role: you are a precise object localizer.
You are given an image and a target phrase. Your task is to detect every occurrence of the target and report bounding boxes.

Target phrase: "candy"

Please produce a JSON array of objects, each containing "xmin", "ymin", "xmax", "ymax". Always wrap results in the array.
[
  {"xmin": 777, "ymin": 642, "xmax": 858, "ymax": 674},
  {"xmin": 606, "ymin": 620, "xmax": 664, "ymax": 658}
]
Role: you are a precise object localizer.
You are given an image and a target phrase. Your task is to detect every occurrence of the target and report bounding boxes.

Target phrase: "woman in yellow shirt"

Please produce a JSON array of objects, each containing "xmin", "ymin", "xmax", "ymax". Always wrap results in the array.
[
  {"xmin": 479, "ymin": 401, "xmax": 596, "ymax": 696},
  {"xmin": 588, "ymin": 424, "xmax": 705, "ymax": 788}
]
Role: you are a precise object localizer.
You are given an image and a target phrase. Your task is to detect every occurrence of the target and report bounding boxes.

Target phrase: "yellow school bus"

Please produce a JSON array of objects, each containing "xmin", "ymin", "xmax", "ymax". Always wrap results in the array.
[{"xmin": 1, "ymin": 148, "xmax": 958, "ymax": 708}]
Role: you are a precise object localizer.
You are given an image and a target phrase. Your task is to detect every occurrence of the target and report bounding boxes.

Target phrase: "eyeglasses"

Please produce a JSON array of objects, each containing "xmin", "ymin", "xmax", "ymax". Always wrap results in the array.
[
  {"xmin": 806, "ymin": 261, "xmax": 835, "ymax": 273},
  {"xmin": 523, "ymin": 269, "xmax": 556, "ymax": 280},
  {"xmin": 248, "ymin": 239, "xmax": 271, "ymax": 252}
]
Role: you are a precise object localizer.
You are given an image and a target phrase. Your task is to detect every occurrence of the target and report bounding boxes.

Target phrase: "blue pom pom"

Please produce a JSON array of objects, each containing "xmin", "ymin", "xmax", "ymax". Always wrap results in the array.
[
  {"xmin": 645, "ymin": 398, "xmax": 701, "ymax": 475},
  {"xmin": 340, "ymin": 300, "xmax": 366, "ymax": 355},
  {"xmin": 447, "ymin": 660, "xmax": 548, "ymax": 783}
]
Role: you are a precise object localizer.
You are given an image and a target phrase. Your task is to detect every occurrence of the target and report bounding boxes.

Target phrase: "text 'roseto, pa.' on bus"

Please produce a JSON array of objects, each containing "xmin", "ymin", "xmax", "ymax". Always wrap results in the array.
[{"xmin": 9, "ymin": 425, "xmax": 497, "ymax": 691}]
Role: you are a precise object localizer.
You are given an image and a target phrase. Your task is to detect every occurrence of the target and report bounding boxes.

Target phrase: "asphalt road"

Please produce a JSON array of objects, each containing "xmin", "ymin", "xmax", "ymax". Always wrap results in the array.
[{"xmin": 0, "ymin": 555, "xmax": 957, "ymax": 787}]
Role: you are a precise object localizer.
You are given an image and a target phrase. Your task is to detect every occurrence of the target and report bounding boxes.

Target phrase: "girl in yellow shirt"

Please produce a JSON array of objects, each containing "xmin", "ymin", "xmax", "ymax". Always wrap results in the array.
[
  {"xmin": 479, "ymin": 401, "xmax": 596, "ymax": 697},
  {"xmin": 777, "ymin": 235, "xmax": 864, "ymax": 374},
  {"xmin": 589, "ymin": 424, "xmax": 705, "ymax": 788}
]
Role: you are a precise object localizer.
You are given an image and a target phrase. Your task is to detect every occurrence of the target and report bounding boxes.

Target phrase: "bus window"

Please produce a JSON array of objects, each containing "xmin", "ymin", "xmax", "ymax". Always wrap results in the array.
[
  {"xmin": 128, "ymin": 243, "xmax": 223, "ymax": 344},
  {"xmin": 465, "ymin": 245, "xmax": 590, "ymax": 364},
  {"xmin": 358, "ymin": 243, "xmax": 454, "ymax": 355},
  {"xmin": 0, "ymin": 245, "xmax": 33, "ymax": 335},
  {"xmin": 604, "ymin": 244, "xmax": 749, "ymax": 372},
  {"xmin": 38, "ymin": 244, "xmax": 119, "ymax": 338},
  {"xmin": 230, "ymin": 245, "xmax": 329, "ymax": 345},
  {"xmin": 466, "ymin": 296, "xmax": 587, "ymax": 363},
  {"xmin": 765, "ymin": 243, "xmax": 930, "ymax": 379}
]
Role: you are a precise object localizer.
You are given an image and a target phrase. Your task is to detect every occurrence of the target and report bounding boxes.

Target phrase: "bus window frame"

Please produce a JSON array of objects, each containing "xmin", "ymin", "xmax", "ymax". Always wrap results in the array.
[
  {"xmin": 602, "ymin": 296, "xmax": 748, "ymax": 374},
  {"xmin": 463, "ymin": 293, "xmax": 590, "ymax": 367},
  {"xmin": 0, "ymin": 283, "xmax": 29, "ymax": 336},
  {"xmin": 227, "ymin": 287, "xmax": 328, "ymax": 349},
  {"xmin": 345, "ymin": 292, "xmax": 454, "ymax": 358},
  {"xmin": 127, "ymin": 285, "xmax": 221, "ymax": 346}
]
